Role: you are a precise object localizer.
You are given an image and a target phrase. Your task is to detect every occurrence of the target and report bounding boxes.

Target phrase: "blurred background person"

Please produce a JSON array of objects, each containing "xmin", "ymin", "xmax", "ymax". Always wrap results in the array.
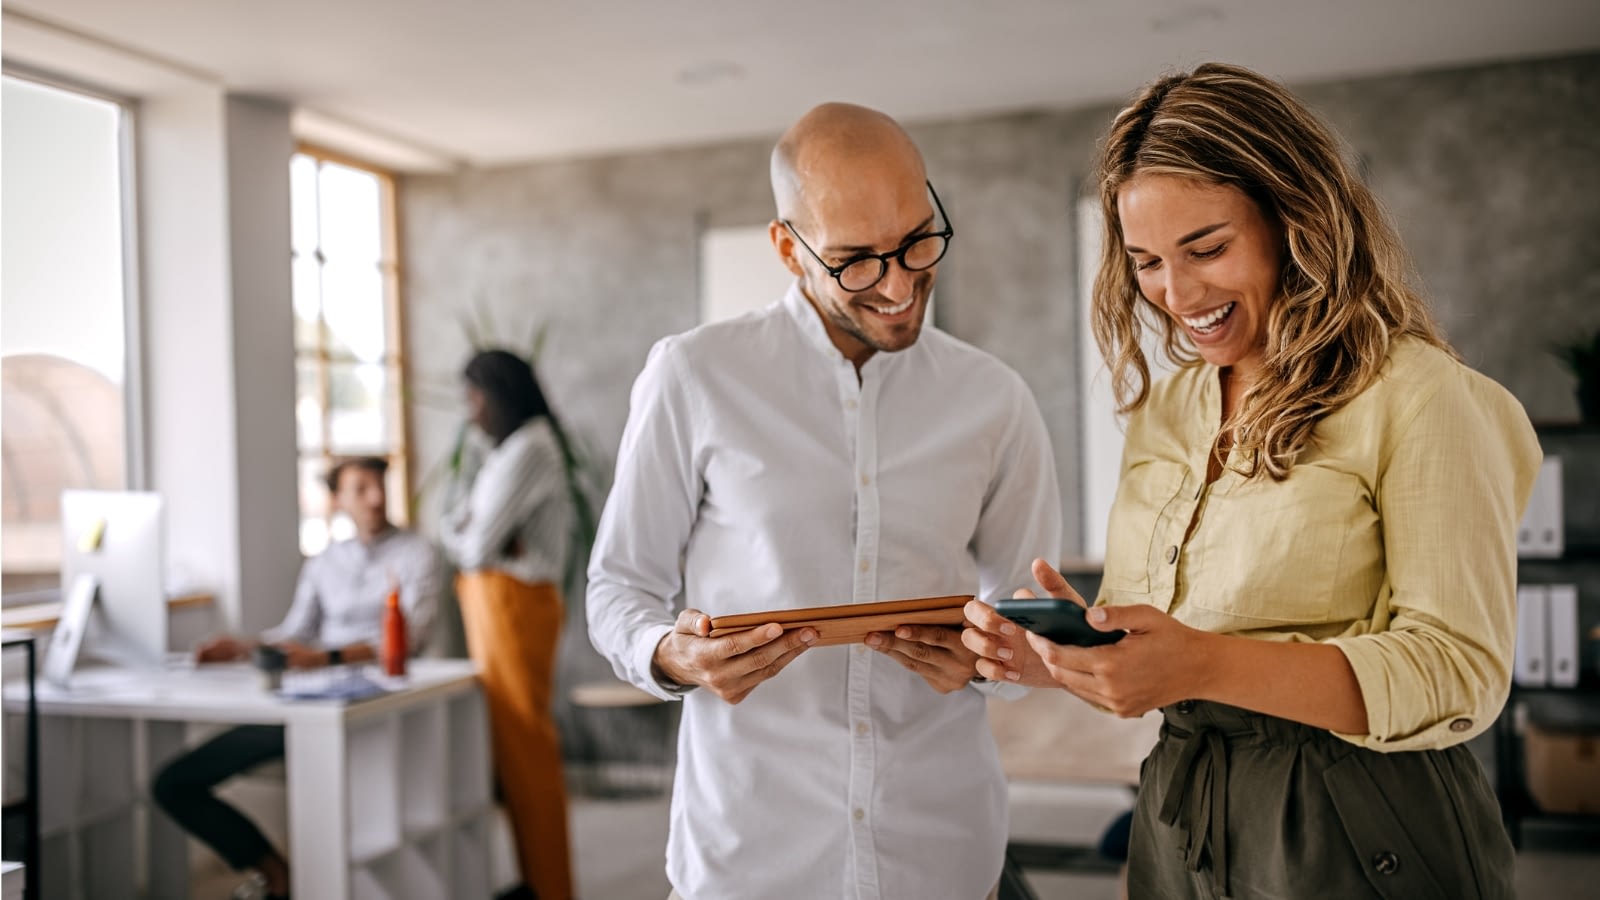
[
  {"xmin": 441, "ymin": 348, "xmax": 577, "ymax": 900},
  {"xmin": 154, "ymin": 456, "xmax": 443, "ymax": 900}
]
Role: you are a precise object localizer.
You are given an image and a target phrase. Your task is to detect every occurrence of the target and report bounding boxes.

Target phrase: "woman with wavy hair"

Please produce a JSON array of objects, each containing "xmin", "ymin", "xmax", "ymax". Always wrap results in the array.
[{"xmin": 964, "ymin": 63, "xmax": 1539, "ymax": 898}]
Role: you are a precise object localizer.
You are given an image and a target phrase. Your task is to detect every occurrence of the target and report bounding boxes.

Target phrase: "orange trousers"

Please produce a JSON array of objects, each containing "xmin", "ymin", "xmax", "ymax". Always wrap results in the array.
[{"xmin": 456, "ymin": 572, "xmax": 573, "ymax": 900}]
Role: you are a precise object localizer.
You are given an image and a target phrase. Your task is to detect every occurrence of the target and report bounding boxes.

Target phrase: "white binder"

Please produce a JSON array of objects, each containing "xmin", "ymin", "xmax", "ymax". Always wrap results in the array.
[
  {"xmin": 1517, "ymin": 457, "xmax": 1564, "ymax": 558},
  {"xmin": 1514, "ymin": 584, "xmax": 1549, "ymax": 688},
  {"xmin": 1547, "ymin": 584, "xmax": 1580, "ymax": 689}
]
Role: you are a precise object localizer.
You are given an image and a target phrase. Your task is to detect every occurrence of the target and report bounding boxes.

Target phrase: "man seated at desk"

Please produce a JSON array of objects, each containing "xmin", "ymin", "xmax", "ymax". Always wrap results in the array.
[{"xmin": 152, "ymin": 456, "xmax": 444, "ymax": 900}]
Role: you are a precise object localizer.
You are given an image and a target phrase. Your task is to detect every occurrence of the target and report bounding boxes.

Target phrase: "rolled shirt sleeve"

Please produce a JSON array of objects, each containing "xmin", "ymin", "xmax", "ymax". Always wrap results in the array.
[{"xmin": 1328, "ymin": 366, "xmax": 1541, "ymax": 750}]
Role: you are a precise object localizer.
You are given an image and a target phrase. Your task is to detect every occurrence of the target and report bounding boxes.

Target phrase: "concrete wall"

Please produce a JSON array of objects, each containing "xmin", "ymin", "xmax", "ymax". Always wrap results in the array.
[{"xmin": 402, "ymin": 52, "xmax": 1600, "ymax": 759}]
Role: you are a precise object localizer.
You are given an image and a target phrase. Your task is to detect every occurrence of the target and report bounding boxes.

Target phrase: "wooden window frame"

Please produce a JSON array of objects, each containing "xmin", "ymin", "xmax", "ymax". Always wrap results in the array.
[{"xmin": 291, "ymin": 143, "xmax": 413, "ymax": 551}]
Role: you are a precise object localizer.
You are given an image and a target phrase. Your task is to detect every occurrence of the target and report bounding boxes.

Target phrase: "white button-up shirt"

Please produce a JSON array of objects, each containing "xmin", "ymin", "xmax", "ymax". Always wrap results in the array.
[
  {"xmin": 588, "ymin": 284, "xmax": 1062, "ymax": 900},
  {"xmin": 262, "ymin": 527, "xmax": 443, "ymax": 652}
]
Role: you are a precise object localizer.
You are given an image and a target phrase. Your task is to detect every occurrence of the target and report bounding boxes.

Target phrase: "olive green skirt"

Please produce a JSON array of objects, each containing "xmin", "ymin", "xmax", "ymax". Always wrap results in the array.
[{"xmin": 1127, "ymin": 700, "xmax": 1515, "ymax": 900}]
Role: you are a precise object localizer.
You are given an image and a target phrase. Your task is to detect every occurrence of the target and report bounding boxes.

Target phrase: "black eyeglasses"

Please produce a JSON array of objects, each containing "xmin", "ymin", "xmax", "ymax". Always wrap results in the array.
[{"xmin": 782, "ymin": 182, "xmax": 953, "ymax": 292}]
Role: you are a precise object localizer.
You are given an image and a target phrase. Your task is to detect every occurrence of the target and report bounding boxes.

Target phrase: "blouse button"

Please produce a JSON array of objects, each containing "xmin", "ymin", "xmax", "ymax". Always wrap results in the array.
[
  {"xmin": 1449, "ymin": 718, "xmax": 1473, "ymax": 733},
  {"xmin": 1164, "ymin": 545, "xmax": 1178, "ymax": 564}
]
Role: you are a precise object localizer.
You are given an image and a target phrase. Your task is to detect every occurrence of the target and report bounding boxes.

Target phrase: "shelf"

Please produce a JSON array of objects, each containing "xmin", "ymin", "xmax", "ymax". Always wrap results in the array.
[
  {"xmin": 1520, "ymin": 545, "xmax": 1600, "ymax": 563},
  {"xmin": 450, "ymin": 814, "xmax": 492, "ymax": 900},
  {"xmin": 400, "ymin": 705, "xmax": 448, "ymax": 835},
  {"xmin": 0, "ymin": 593, "xmax": 214, "ymax": 633},
  {"xmin": 347, "ymin": 718, "xmax": 402, "ymax": 865},
  {"xmin": 1531, "ymin": 421, "xmax": 1600, "ymax": 435},
  {"xmin": 448, "ymin": 692, "xmax": 492, "ymax": 817}
]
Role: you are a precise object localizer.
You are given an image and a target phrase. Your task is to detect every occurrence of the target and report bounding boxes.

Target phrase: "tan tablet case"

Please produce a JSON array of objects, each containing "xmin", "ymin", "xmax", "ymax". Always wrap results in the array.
[{"xmin": 708, "ymin": 595, "xmax": 973, "ymax": 647}]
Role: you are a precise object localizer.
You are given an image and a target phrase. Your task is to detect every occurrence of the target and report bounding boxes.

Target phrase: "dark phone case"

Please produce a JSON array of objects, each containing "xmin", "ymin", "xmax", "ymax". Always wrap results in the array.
[{"xmin": 993, "ymin": 598, "xmax": 1126, "ymax": 647}]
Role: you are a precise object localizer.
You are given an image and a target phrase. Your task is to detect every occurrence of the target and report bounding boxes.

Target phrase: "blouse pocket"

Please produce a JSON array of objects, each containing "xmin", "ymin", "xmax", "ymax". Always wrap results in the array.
[
  {"xmin": 1101, "ymin": 460, "xmax": 1190, "ymax": 594},
  {"xmin": 1188, "ymin": 464, "xmax": 1372, "ymax": 625}
]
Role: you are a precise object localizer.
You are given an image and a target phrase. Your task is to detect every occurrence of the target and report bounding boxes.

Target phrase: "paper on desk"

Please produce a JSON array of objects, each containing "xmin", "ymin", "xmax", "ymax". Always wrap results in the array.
[{"xmin": 276, "ymin": 669, "xmax": 390, "ymax": 701}]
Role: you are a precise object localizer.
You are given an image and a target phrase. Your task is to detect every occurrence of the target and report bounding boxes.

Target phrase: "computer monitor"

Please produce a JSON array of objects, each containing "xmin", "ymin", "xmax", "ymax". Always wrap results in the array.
[{"xmin": 57, "ymin": 490, "xmax": 166, "ymax": 669}]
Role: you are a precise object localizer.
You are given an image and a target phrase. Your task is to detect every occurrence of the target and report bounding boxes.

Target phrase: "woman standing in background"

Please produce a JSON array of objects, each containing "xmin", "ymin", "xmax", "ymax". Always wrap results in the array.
[{"xmin": 442, "ymin": 349, "xmax": 575, "ymax": 900}]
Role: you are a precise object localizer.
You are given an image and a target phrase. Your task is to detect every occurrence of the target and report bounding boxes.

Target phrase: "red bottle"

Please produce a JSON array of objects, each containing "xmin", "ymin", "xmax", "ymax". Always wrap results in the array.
[{"xmin": 382, "ymin": 588, "xmax": 407, "ymax": 677}]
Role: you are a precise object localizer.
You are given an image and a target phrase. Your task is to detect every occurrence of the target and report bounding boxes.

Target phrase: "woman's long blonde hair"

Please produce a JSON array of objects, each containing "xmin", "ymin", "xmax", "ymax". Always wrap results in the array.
[{"xmin": 1091, "ymin": 62, "xmax": 1452, "ymax": 480}]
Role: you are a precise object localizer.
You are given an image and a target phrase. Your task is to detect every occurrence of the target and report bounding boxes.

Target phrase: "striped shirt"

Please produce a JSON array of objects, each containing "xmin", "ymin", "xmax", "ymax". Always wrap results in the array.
[
  {"xmin": 440, "ymin": 417, "xmax": 573, "ymax": 587},
  {"xmin": 261, "ymin": 527, "xmax": 443, "ymax": 652}
]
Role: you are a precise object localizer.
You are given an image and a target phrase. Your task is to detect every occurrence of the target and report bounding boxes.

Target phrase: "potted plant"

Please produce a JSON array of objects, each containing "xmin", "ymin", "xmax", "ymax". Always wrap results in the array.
[{"xmin": 1553, "ymin": 327, "xmax": 1600, "ymax": 425}]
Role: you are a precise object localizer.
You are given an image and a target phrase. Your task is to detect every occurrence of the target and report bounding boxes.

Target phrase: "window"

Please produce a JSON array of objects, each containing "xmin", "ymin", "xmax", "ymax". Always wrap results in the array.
[
  {"xmin": 1, "ymin": 73, "xmax": 135, "ymax": 599},
  {"xmin": 290, "ymin": 148, "xmax": 410, "ymax": 556}
]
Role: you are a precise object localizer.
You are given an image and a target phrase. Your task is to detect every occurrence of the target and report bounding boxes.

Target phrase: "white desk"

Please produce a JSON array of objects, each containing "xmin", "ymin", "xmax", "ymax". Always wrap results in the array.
[{"xmin": 3, "ymin": 659, "xmax": 496, "ymax": 900}]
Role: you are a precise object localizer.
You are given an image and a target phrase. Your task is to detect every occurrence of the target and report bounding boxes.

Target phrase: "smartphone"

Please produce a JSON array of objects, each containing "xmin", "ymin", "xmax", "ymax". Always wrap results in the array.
[{"xmin": 992, "ymin": 597, "xmax": 1125, "ymax": 647}]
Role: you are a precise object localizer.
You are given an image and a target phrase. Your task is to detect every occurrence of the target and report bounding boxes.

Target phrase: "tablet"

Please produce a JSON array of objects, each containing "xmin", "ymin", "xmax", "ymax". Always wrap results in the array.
[{"xmin": 708, "ymin": 595, "xmax": 973, "ymax": 647}]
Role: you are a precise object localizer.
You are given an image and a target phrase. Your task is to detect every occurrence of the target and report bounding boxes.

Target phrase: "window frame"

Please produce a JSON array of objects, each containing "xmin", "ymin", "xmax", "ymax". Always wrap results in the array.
[
  {"xmin": 0, "ymin": 65, "xmax": 144, "ymax": 600},
  {"xmin": 1, "ymin": 62, "xmax": 146, "ymax": 491},
  {"xmin": 290, "ymin": 143, "xmax": 413, "ymax": 553}
]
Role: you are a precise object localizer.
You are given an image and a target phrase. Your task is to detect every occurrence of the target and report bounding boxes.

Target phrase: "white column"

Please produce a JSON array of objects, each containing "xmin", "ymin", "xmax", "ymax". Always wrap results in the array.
[{"xmin": 138, "ymin": 88, "xmax": 300, "ymax": 635}]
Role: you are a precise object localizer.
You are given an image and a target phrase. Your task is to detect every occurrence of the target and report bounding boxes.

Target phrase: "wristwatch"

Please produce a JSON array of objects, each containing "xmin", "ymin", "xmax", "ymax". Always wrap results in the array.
[{"xmin": 327, "ymin": 647, "xmax": 344, "ymax": 667}]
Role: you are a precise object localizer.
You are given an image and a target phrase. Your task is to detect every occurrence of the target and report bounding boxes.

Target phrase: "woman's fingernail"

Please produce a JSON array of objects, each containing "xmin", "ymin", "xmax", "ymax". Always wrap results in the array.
[
  {"xmin": 998, "ymin": 648, "xmax": 1014, "ymax": 660},
  {"xmin": 1000, "ymin": 623, "xmax": 1017, "ymax": 636},
  {"xmin": 1089, "ymin": 608, "xmax": 1107, "ymax": 624}
]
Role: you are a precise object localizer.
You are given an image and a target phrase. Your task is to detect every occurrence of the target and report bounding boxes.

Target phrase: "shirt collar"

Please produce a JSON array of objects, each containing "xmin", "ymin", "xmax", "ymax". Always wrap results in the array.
[
  {"xmin": 781, "ymin": 280, "xmax": 843, "ymax": 362},
  {"xmin": 779, "ymin": 280, "xmax": 913, "ymax": 378},
  {"xmin": 346, "ymin": 524, "xmax": 399, "ymax": 558}
]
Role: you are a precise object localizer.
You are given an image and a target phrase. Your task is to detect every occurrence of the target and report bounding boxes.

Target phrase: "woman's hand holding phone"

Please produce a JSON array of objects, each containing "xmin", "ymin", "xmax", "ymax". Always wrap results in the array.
[
  {"xmin": 961, "ymin": 558, "xmax": 1105, "ymax": 687},
  {"xmin": 969, "ymin": 558, "xmax": 1222, "ymax": 718}
]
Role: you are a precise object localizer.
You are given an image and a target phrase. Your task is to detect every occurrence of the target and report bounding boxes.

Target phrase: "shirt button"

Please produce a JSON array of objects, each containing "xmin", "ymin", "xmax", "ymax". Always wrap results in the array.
[
  {"xmin": 853, "ymin": 808, "xmax": 865, "ymax": 822},
  {"xmin": 856, "ymin": 721, "xmax": 869, "ymax": 736},
  {"xmin": 1449, "ymin": 718, "xmax": 1473, "ymax": 733},
  {"xmin": 845, "ymin": 398, "xmax": 858, "ymax": 410},
  {"xmin": 859, "ymin": 559, "xmax": 870, "ymax": 572},
  {"xmin": 860, "ymin": 473, "xmax": 871, "ymax": 486},
  {"xmin": 854, "ymin": 645, "xmax": 867, "ymax": 655},
  {"xmin": 1165, "ymin": 545, "xmax": 1179, "ymax": 564},
  {"xmin": 1372, "ymin": 851, "xmax": 1400, "ymax": 875}
]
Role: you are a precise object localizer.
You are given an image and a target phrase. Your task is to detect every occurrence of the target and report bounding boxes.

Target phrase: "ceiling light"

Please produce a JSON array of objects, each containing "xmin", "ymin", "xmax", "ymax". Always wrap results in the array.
[
  {"xmin": 1150, "ymin": 5, "xmax": 1225, "ymax": 34},
  {"xmin": 676, "ymin": 61, "xmax": 745, "ymax": 86}
]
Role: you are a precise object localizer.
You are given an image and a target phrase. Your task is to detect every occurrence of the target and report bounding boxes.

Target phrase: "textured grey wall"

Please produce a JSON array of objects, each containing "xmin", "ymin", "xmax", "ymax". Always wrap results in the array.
[
  {"xmin": 402, "ymin": 52, "xmax": 1600, "ymax": 760},
  {"xmin": 1298, "ymin": 58, "xmax": 1600, "ymax": 421}
]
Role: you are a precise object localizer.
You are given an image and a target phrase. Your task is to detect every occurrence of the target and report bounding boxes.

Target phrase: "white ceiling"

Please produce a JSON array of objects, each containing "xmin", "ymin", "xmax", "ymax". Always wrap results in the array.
[{"xmin": 6, "ymin": 0, "xmax": 1600, "ymax": 171}]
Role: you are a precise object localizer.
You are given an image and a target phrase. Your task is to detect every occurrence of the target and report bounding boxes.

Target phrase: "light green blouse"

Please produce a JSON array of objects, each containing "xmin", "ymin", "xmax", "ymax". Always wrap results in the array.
[{"xmin": 1100, "ymin": 337, "xmax": 1541, "ymax": 751}]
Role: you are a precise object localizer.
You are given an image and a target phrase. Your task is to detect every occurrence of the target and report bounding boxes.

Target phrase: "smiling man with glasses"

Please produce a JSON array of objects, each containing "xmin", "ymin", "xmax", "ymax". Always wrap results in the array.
[{"xmin": 588, "ymin": 102, "xmax": 1062, "ymax": 900}]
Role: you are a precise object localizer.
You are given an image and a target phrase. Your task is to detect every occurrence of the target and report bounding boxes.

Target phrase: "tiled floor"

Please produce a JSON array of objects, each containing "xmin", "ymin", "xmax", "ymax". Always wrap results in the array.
[
  {"xmin": 189, "ymin": 778, "xmax": 1599, "ymax": 898},
  {"xmin": 568, "ymin": 783, "xmax": 1600, "ymax": 900}
]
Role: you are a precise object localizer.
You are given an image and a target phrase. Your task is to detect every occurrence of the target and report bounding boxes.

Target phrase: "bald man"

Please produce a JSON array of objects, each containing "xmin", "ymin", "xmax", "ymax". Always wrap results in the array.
[{"xmin": 587, "ymin": 103, "xmax": 1062, "ymax": 900}]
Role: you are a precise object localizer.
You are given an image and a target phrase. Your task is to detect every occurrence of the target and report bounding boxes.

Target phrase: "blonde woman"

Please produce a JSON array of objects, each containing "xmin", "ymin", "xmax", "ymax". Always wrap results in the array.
[{"xmin": 964, "ymin": 63, "xmax": 1539, "ymax": 899}]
